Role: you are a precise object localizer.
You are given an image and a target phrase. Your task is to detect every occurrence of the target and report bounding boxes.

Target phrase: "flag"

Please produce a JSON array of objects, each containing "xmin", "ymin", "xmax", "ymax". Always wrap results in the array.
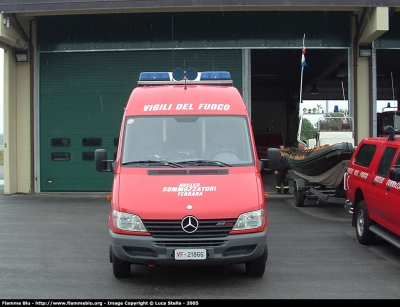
[{"xmin": 301, "ymin": 46, "xmax": 307, "ymax": 68}]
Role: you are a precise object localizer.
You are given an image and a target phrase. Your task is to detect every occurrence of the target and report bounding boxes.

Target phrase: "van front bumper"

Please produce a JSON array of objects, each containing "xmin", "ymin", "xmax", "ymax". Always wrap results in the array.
[{"xmin": 109, "ymin": 229, "xmax": 267, "ymax": 266}]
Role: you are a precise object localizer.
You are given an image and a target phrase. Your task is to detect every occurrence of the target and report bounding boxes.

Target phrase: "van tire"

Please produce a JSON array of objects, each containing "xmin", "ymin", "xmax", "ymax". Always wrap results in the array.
[
  {"xmin": 245, "ymin": 247, "xmax": 267, "ymax": 277},
  {"xmin": 356, "ymin": 200, "xmax": 376, "ymax": 245},
  {"xmin": 111, "ymin": 250, "xmax": 131, "ymax": 278}
]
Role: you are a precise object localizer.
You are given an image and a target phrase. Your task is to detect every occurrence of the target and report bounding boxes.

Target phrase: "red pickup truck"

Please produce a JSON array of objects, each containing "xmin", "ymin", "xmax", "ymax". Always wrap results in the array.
[{"xmin": 344, "ymin": 127, "xmax": 400, "ymax": 248}]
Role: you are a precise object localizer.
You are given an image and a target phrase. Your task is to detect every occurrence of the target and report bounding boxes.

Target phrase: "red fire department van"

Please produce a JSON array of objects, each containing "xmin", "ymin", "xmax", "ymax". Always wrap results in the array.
[
  {"xmin": 344, "ymin": 126, "xmax": 400, "ymax": 249},
  {"xmin": 95, "ymin": 68, "xmax": 268, "ymax": 278}
]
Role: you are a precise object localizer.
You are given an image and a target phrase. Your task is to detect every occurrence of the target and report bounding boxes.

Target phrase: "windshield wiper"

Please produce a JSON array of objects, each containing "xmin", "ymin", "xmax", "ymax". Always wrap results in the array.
[
  {"xmin": 174, "ymin": 160, "xmax": 232, "ymax": 167},
  {"xmin": 122, "ymin": 160, "xmax": 183, "ymax": 168}
]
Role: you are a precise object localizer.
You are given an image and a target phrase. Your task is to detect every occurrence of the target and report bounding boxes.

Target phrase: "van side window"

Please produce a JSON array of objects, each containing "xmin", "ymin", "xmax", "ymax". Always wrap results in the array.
[
  {"xmin": 354, "ymin": 144, "xmax": 376, "ymax": 167},
  {"xmin": 377, "ymin": 147, "xmax": 397, "ymax": 177}
]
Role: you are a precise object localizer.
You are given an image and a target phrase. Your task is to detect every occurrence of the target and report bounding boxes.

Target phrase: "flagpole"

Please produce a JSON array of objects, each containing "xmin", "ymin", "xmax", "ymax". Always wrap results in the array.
[
  {"xmin": 298, "ymin": 34, "xmax": 306, "ymax": 147},
  {"xmin": 299, "ymin": 34, "xmax": 306, "ymax": 105}
]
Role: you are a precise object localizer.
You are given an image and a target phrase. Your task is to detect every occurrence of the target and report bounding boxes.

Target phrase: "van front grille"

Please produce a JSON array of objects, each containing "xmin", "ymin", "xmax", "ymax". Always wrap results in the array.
[{"xmin": 142, "ymin": 219, "xmax": 236, "ymax": 238}]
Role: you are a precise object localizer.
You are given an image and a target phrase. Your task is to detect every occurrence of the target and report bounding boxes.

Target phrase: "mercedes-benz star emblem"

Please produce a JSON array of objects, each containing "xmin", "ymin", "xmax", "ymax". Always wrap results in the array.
[{"xmin": 181, "ymin": 216, "xmax": 199, "ymax": 233}]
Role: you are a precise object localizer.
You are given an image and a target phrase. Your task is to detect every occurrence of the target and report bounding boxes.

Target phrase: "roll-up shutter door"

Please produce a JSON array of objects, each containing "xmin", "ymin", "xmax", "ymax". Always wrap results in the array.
[{"xmin": 39, "ymin": 49, "xmax": 242, "ymax": 191}]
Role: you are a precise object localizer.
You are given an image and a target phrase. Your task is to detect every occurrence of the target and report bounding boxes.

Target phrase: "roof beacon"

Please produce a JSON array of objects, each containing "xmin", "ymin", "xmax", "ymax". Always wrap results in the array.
[{"xmin": 138, "ymin": 68, "xmax": 233, "ymax": 86}]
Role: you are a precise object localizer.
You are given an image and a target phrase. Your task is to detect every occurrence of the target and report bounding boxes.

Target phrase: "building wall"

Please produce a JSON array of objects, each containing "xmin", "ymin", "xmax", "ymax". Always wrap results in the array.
[{"xmin": 1, "ymin": 8, "xmax": 399, "ymax": 193}]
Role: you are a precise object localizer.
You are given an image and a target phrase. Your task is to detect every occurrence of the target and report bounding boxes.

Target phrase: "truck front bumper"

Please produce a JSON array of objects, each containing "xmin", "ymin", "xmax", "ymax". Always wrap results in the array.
[{"xmin": 344, "ymin": 199, "xmax": 354, "ymax": 215}]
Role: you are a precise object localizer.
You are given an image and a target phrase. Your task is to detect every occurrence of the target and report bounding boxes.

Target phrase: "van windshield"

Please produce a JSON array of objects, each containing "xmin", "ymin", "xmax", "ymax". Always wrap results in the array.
[{"xmin": 121, "ymin": 115, "xmax": 254, "ymax": 166}]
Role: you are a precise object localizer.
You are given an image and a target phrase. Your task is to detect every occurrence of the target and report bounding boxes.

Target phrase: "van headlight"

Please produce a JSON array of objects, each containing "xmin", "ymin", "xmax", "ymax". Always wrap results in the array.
[
  {"xmin": 112, "ymin": 210, "xmax": 147, "ymax": 232},
  {"xmin": 233, "ymin": 209, "xmax": 265, "ymax": 230}
]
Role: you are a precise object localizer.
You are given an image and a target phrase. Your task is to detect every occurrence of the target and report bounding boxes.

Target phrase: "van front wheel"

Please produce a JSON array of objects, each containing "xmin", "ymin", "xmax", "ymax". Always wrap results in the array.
[
  {"xmin": 111, "ymin": 250, "xmax": 131, "ymax": 278},
  {"xmin": 245, "ymin": 247, "xmax": 267, "ymax": 277}
]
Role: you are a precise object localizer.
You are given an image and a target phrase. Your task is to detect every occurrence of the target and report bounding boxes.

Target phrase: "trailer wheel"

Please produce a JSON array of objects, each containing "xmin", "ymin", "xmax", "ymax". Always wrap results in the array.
[
  {"xmin": 294, "ymin": 182, "xmax": 305, "ymax": 207},
  {"xmin": 111, "ymin": 249, "xmax": 131, "ymax": 278},
  {"xmin": 245, "ymin": 247, "xmax": 267, "ymax": 277},
  {"xmin": 355, "ymin": 200, "xmax": 376, "ymax": 245}
]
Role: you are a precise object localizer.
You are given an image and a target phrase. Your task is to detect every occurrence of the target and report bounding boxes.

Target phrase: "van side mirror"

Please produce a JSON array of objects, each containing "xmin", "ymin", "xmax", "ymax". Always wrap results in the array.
[
  {"xmin": 389, "ymin": 167, "xmax": 400, "ymax": 182},
  {"xmin": 95, "ymin": 149, "xmax": 114, "ymax": 172}
]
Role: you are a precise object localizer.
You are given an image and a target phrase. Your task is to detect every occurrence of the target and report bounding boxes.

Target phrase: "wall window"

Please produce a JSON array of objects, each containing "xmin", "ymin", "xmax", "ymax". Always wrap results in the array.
[
  {"xmin": 51, "ymin": 152, "xmax": 71, "ymax": 161},
  {"xmin": 51, "ymin": 138, "xmax": 70, "ymax": 147},
  {"xmin": 82, "ymin": 138, "xmax": 102, "ymax": 147},
  {"xmin": 82, "ymin": 152, "xmax": 94, "ymax": 161}
]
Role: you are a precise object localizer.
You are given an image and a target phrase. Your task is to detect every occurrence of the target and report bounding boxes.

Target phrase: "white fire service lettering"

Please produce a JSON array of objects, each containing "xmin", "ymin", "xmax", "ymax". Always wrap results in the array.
[
  {"xmin": 374, "ymin": 175, "xmax": 385, "ymax": 184},
  {"xmin": 162, "ymin": 183, "xmax": 217, "ymax": 196},
  {"xmin": 354, "ymin": 169, "xmax": 360, "ymax": 176},
  {"xmin": 387, "ymin": 180, "xmax": 400, "ymax": 190},
  {"xmin": 144, "ymin": 104, "xmax": 173, "ymax": 111},
  {"xmin": 347, "ymin": 167, "xmax": 354, "ymax": 174},
  {"xmin": 198, "ymin": 104, "xmax": 230, "ymax": 110},
  {"xmin": 143, "ymin": 103, "xmax": 231, "ymax": 112},
  {"xmin": 360, "ymin": 171, "xmax": 369, "ymax": 179},
  {"xmin": 176, "ymin": 103, "xmax": 194, "ymax": 110}
]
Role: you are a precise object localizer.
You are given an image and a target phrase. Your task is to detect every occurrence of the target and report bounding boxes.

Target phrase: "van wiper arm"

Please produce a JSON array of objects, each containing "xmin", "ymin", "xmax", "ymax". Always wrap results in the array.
[
  {"xmin": 122, "ymin": 160, "xmax": 183, "ymax": 168},
  {"xmin": 175, "ymin": 160, "xmax": 232, "ymax": 167}
]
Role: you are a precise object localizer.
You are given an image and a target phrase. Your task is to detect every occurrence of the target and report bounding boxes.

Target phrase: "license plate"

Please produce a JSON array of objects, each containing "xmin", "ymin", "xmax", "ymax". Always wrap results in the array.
[{"xmin": 174, "ymin": 249, "xmax": 206, "ymax": 260}]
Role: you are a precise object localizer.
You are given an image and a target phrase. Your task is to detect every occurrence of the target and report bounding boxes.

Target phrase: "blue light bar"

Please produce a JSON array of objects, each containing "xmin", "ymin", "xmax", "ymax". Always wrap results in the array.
[
  {"xmin": 334, "ymin": 105, "xmax": 339, "ymax": 112},
  {"xmin": 139, "ymin": 72, "xmax": 171, "ymax": 81},
  {"xmin": 200, "ymin": 71, "xmax": 231, "ymax": 80}
]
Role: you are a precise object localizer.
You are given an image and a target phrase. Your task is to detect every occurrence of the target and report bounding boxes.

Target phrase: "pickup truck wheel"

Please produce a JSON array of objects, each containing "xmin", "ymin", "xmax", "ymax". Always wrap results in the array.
[
  {"xmin": 356, "ymin": 200, "xmax": 376, "ymax": 245},
  {"xmin": 111, "ymin": 251, "xmax": 131, "ymax": 278},
  {"xmin": 245, "ymin": 247, "xmax": 267, "ymax": 277},
  {"xmin": 294, "ymin": 182, "xmax": 305, "ymax": 207}
]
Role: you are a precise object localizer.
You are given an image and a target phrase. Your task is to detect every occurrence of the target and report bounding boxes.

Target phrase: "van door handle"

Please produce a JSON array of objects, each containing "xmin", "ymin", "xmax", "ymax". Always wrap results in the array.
[
  {"xmin": 372, "ymin": 181, "xmax": 375, "ymax": 185},
  {"xmin": 387, "ymin": 186, "xmax": 390, "ymax": 191}
]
